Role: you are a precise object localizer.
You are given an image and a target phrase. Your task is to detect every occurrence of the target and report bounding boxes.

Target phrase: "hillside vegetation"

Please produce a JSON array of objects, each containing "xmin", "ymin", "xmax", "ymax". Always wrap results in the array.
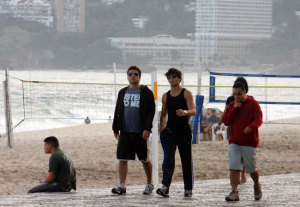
[{"xmin": 0, "ymin": 0, "xmax": 299, "ymax": 72}]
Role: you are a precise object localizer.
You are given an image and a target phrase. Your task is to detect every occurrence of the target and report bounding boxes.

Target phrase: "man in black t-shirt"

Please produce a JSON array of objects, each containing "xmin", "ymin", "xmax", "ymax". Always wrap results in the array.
[
  {"xmin": 28, "ymin": 136, "xmax": 76, "ymax": 193},
  {"xmin": 112, "ymin": 66, "xmax": 155, "ymax": 195}
]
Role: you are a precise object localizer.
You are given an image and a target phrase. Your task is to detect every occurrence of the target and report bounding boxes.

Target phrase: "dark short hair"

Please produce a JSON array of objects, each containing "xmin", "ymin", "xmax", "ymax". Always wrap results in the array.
[
  {"xmin": 127, "ymin": 66, "xmax": 141, "ymax": 76},
  {"xmin": 234, "ymin": 77, "xmax": 248, "ymax": 93},
  {"xmin": 165, "ymin": 68, "xmax": 182, "ymax": 82},
  {"xmin": 233, "ymin": 82, "xmax": 247, "ymax": 92},
  {"xmin": 44, "ymin": 136, "xmax": 59, "ymax": 148}
]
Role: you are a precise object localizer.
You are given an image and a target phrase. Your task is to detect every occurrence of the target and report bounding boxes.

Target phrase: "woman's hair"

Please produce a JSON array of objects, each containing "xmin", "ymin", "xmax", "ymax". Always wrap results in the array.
[
  {"xmin": 234, "ymin": 77, "xmax": 248, "ymax": 93},
  {"xmin": 233, "ymin": 82, "xmax": 247, "ymax": 92}
]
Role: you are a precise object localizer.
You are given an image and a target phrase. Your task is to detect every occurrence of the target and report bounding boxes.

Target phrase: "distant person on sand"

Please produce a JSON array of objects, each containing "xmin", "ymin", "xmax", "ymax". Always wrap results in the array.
[
  {"xmin": 112, "ymin": 66, "xmax": 155, "ymax": 195},
  {"xmin": 85, "ymin": 116, "xmax": 91, "ymax": 124},
  {"xmin": 156, "ymin": 68, "xmax": 196, "ymax": 198},
  {"xmin": 215, "ymin": 77, "xmax": 251, "ymax": 183},
  {"xmin": 28, "ymin": 136, "xmax": 76, "ymax": 193},
  {"xmin": 223, "ymin": 81, "xmax": 263, "ymax": 202}
]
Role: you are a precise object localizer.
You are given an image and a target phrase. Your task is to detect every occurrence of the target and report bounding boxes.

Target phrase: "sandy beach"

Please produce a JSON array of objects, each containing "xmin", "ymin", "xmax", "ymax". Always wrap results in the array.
[{"xmin": 0, "ymin": 122, "xmax": 299, "ymax": 195}]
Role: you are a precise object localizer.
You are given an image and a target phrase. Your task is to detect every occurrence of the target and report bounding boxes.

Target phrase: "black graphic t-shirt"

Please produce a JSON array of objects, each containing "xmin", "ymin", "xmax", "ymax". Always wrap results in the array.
[{"xmin": 123, "ymin": 87, "xmax": 141, "ymax": 133}]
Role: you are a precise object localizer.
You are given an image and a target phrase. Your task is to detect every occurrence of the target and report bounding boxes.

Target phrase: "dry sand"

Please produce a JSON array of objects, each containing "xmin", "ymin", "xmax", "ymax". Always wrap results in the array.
[{"xmin": 0, "ymin": 122, "xmax": 299, "ymax": 195}]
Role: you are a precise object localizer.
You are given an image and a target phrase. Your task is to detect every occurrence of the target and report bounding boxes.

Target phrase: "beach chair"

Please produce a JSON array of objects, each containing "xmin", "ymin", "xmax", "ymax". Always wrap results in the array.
[{"xmin": 211, "ymin": 123, "xmax": 227, "ymax": 141}]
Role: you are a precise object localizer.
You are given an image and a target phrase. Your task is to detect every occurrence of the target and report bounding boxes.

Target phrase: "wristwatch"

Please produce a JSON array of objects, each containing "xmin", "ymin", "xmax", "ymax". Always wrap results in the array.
[{"xmin": 183, "ymin": 110, "xmax": 187, "ymax": 115}]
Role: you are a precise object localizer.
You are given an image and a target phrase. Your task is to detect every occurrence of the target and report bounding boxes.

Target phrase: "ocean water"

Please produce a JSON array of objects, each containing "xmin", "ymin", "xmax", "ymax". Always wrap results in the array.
[{"xmin": 0, "ymin": 70, "xmax": 299, "ymax": 133}]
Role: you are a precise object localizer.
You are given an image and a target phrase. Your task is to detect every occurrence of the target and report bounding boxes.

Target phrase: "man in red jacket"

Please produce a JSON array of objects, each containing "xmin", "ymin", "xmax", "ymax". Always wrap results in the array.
[{"xmin": 223, "ymin": 81, "xmax": 263, "ymax": 202}]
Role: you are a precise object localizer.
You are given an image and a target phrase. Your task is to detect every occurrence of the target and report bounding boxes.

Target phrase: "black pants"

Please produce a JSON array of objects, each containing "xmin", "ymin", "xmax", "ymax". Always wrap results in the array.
[{"xmin": 160, "ymin": 128, "xmax": 194, "ymax": 190}]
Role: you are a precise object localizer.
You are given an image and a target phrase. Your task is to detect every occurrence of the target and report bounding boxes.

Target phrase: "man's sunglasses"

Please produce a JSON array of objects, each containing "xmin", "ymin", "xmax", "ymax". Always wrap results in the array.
[
  {"xmin": 128, "ymin": 72, "xmax": 139, "ymax": 77},
  {"xmin": 167, "ymin": 74, "xmax": 177, "ymax": 79}
]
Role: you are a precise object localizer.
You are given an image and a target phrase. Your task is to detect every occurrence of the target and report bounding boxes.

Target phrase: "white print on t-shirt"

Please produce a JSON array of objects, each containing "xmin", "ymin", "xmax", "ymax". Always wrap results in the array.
[{"xmin": 124, "ymin": 94, "xmax": 140, "ymax": 107}]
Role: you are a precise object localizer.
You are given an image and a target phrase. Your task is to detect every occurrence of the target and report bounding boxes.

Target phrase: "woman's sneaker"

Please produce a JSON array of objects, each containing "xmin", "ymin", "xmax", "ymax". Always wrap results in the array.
[
  {"xmin": 156, "ymin": 184, "xmax": 169, "ymax": 197},
  {"xmin": 225, "ymin": 190, "xmax": 239, "ymax": 201},
  {"xmin": 254, "ymin": 183, "xmax": 262, "ymax": 200},
  {"xmin": 143, "ymin": 183, "xmax": 154, "ymax": 195},
  {"xmin": 111, "ymin": 184, "xmax": 126, "ymax": 195}
]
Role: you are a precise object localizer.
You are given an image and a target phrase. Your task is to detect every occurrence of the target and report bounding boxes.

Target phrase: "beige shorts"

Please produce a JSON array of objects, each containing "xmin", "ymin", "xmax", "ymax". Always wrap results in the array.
[{"xmin": 228, "ymin": 143, "xmax": 257, "ymax": 173}]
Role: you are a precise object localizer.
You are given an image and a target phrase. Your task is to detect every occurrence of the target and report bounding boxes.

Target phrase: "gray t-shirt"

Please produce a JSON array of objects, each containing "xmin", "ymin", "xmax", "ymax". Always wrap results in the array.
[{"xmin": 123, "ymin": 87, "xmax": 141, "ymax": 133}]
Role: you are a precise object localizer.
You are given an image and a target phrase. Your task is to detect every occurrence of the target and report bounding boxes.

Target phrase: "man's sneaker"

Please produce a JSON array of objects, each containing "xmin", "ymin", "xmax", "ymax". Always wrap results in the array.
[
  {"xmin": 156, "ymin": 185, "xmax": 169, "ymax": 197},
  {"xmin": 184, "ymin": 189, "xmax": 192, "ymax": 197},
  {"xmin": 254, "ymin": 183, "xmax": 262, "ymax": 201},
  {"xmin": 111, "ymin": 184, "xmax": 126, "ymax": 195},
  {"xmin": 143, "ymin": 183, "xmax": 154, "ymax": 195},
  {"xmin": 225, "ymin": 190, "xmax": 239, "ymax": 201}
]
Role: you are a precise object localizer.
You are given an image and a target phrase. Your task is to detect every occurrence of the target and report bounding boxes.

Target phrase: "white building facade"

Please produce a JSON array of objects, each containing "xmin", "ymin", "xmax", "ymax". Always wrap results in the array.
[
  {"xmin": 195, "ymin": 0, "xmax": 272, "ymax": 65},
  {"xmin": 109, "ymin": 35, "xmax": 195, "ymax": 68},
  {"xmin": 101, "ymin": 0, "xmax": 124, "ymax": 6},
  {"xmin": 0, "ymin": 0, "xmax": 53, "ymax": 27}
]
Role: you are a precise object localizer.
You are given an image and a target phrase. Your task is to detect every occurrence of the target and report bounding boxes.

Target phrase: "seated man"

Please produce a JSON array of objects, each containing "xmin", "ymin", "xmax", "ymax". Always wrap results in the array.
[{"xmin": 28, "ymin": 136, "xmax": 76, "ymax": 193}]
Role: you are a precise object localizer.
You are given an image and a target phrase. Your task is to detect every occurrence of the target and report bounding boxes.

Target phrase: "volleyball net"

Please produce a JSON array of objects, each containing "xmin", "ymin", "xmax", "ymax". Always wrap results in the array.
[
  {"xmin": 1, "ymin": 70, "xmax": 300, "ymax": 137},
  {"xmin": 208, "ymin": 72, "xmax": 300, "ymax": 124},
  {"xmin": 21, "ymin": 80, "xmax": 126, "ymax": 121}
]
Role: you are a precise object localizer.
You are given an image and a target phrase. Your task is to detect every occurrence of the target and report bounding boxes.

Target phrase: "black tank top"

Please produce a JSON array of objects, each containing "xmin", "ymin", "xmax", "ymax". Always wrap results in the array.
[{"xmin": 166, "ymin": 88, "xmax": 191, "ymax": 134}]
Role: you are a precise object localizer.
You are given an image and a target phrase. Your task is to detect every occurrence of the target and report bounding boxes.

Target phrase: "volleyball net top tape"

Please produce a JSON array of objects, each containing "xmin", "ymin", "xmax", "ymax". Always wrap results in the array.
[{"xmin": 209, "ymin": 72, "xmax": 300, "ymax": 105}]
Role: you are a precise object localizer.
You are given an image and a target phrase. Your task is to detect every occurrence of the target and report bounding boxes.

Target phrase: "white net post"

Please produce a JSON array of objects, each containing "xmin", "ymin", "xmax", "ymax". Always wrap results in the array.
[
  {"xmin": 181, "ymin": 63, "xmax": 184, "ymax": 86},
  {"xmin": 151, "ymin": 71, "xmax": 159, "ymax": 188},
  {"xmin": 197, "ymin": 58, "xmax": 202, "ymax": 95},
  {"xmin": 265, "ymin": 77, "xmax": 268, "ymax": 122},
  {"xmin": 4, "ymin": 68, "xmax": 14, "ymax": 148},
  {"xmin": 113, "ymin": 63, "xmax": 117, "ymax": 103}
]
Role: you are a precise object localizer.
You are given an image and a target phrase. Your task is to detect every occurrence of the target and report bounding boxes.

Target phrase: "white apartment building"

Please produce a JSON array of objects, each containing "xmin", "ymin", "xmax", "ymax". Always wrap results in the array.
[
  {"xmin": 101, "ymin": 0, "xmax": 124, "ymax": 6},
  {"xmin": 131, "ymin": 17, "xmax": 148, "ymax": 29},
  {"xmin": 0, "ymin": 0, "xmax": 53, "ymax": 27},
  {"xmin": 195, "ymin": 0, "xmax": 272, "ymax": 65},
  {"xmin": 109, "ymin": 35, "xmax": 195, "ymax": 67}
]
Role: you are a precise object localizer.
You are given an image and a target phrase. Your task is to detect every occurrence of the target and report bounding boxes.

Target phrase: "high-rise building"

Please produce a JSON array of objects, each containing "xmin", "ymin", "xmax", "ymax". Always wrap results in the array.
[
  {"xmin": 194, "ymin": 0, "xmax": 272, "ymax": 65},
  {"xmin": 54, "ymin": 0, "xmax": 85, "ymax": 33}
]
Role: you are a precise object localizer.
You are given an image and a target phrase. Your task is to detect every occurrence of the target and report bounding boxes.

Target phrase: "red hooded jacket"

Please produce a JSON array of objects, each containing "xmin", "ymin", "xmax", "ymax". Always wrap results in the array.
[{"xmin": 223, "ymin": 96, "xmax": 262, "ymax": 147}]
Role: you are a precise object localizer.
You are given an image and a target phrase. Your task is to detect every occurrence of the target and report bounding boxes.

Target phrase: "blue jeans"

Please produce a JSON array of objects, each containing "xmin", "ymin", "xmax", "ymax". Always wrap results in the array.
[{"xmin": 28, "ymin": 182, "xmax": 69, "ymax": 193}]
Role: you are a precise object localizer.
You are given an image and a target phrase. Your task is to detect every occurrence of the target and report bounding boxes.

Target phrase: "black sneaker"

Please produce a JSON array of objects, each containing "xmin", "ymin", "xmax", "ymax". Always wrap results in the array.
[
  {"xmin": 254, "ymin": 183, "xmax": 262, "ymax": 201},
  {"xmin": 184, "ymin": 189, "xmax": 192, "ymax": 197},
  {"xmin": 156, "ymin": 185, "xmax": 169, "ymax": 197},
  {"xmin": 112, "ymin": 184, "xmax": 126, "ymax": 195}
]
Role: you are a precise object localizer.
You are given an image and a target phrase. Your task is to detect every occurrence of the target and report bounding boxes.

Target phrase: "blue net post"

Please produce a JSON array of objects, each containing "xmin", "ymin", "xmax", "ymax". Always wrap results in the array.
[
  {"xmin": 209, "ymin": 76, "xmax": 216, "ymax": 102},
  {"xmin": 192, "ymin": 95, "xmax": 204, "ymax": 144}
]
